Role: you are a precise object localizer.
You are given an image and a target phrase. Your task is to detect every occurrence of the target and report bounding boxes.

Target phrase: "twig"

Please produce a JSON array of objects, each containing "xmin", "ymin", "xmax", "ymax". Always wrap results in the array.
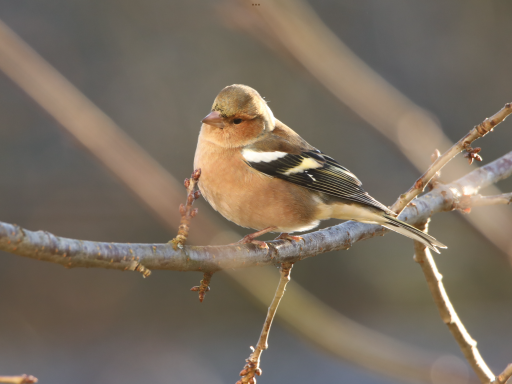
[
  {"xmin": 392, "ymin": 103, "xmax": 512, "ymax": 214},
  {"xmin": 1, "ymin": 151, "xmax": 511, "ymax": 272},
  {"xmin": 426, "ymin": 149, "xmax": 441, "ymax": 191},
  {"xmin": 237, "ymin": 263, "xmax": 293, "ymax": 384},
  {"xmin": 134, "ymin": 263, "xmax": 152, "ymax": 278},
  {"xmin": 170, "ymin": 169, "xmax": 202, "ymax": 250},
  {"xmin": 232, "ymin": 268, "xmax": 477, "ymax": 384},
  {"xmin": 413, "ymin": 221, "xmax": 495, "ymax": 383},
  {"xmin": 456, "ymin": 193, "xmax": 512, "ymax": 214},
  {"xmin": 494, "ymin": 363, "xmax": 512, "ymax": 384},
  {"xmin": 0, "ymin": 375, "xmax": 38, "ymax": 384},
  {"xmin": 470, "ymin": 193, "xmax": 512, "ymax": 207},
  {"xmin": 190, "ymin": 271, "xmax": 213, "ymax": 302},
  {"xmin": 464, "ymin": 145, "xmax": 483, "ymax": 165}
]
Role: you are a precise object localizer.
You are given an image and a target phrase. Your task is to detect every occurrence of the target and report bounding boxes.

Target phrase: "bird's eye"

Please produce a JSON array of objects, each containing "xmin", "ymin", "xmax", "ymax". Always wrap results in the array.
[{"xmin": 233, "ymin": 118, "xmax": 242, "ymax": 125}]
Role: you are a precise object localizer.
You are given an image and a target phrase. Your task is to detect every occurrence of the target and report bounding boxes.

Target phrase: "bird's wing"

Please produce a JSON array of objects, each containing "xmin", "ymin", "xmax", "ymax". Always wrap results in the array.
[{"xmin": 243, "ymin": 138, "xmax": 394, "ymax": 214}]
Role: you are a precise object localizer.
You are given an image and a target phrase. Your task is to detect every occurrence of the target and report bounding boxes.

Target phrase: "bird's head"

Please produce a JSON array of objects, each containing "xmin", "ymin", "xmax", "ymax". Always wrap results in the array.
[{"xmin": 200, "ymin": 84, "xmax": 276, "ymax": 148}]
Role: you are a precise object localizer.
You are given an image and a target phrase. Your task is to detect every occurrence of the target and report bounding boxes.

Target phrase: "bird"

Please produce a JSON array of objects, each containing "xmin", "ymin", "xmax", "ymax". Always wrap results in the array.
[{"xmin": 194, "ymin": 84, "xmax": 447, "ymax": 253}]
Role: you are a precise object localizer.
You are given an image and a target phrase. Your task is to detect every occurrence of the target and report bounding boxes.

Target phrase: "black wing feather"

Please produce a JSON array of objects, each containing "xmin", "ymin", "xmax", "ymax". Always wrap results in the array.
[{"xmin": 245, "ymin": 150, "xmax": 393, "ymax": 214}]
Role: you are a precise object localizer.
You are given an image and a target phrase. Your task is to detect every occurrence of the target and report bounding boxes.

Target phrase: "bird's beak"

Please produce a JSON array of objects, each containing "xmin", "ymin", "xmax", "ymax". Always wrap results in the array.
[{"xmin": 201, "ymin": 110, "xmax": 225, "ymax": 129}]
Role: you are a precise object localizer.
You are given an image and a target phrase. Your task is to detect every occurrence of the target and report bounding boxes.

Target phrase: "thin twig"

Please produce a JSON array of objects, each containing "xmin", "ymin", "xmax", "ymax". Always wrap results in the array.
[
  {"xmin": 134, "ymin": 263, "xmax": 152, "ymax": 278},
  {"xmin": 392, "ymin": 103, "xmax": 512, "ymax": 214},
  {"xmin": 464, "ymin": 145, "xmax": 483, "ymax": 165},
  {"xmin": 233, "ymin": 268, "xmax": 478, "ymax": 384},
  {"xmin": 0, "ymin": 375, "xmax": 38, "ymax": 384},
  {"xmin": 470, "ymin": 193, "xmax": 512, "ymax": 206},
  {"xmin": 190, "ymin": 272, "xmax": 213, "ymax": 302},
  {"xmin": 426, "ymin": 149, "xmax": 442, "ymax": 191},
  {"xmin": 456, "ymin": 193, "xmax": 512, "ymax": 213},
  {"xmin": 413, "ymin": 221, "xmax": 495, "ymax": 383},
  {"xmin": 237, "ymin": 263, "xmax": 293, "ymax": 384},
  {"xmin": 170, "ymin": 169, "xmax": 202, "ymax": 250},
  {"xmin": 494, "ymin": 363, "xmax": 512, "ymax": 384}
]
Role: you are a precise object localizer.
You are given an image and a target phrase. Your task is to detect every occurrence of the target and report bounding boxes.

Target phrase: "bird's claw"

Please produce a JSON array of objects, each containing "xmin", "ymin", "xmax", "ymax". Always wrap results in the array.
[
  {"xmin": 231, "ymin": 235, "xmax": 269, "ymax": 249},
  {"xmin": 249, "ymin": 240, "xmax": 269, "ymax": 249},
  {"xmin": 275, "ymin": 233, "xmax": 303, "ymax": 242}
]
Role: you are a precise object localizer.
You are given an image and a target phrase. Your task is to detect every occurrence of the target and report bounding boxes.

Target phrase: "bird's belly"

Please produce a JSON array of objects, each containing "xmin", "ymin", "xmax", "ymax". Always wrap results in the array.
[{"xmin": 195, "ymin": 151, "xmax": 318, "ymax": 233}]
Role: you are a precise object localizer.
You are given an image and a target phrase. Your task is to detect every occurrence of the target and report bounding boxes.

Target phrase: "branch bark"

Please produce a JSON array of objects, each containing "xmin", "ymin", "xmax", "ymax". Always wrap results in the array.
[
  {"xmin": 469, "ymin": 193, "xmax": 512, "ymax": 207},
  {"xmin": 170, "ymin": 169, "xmax": 202, "ymax": 250},
  {"xmin": 456, "ymin": 193, "xmax": 512, "ymax": 213},
  {"xmin": 413, "ymin": 222, "xmax": 495, "ymax": 383},
  {"xmin": 494, "ymin": 363, "xmax": 512, "ymax": 384},
  {"xmin": 237, "ymin": 263, "xmax": 293, "ymax": 384}
]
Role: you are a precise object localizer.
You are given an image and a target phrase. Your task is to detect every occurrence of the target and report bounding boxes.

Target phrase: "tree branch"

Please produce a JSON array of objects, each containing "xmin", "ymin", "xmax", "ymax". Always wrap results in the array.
[
  {"xmin": 392, "ymin": 103, "xmax": 512, "ymax": 213},
  {"xmin": 170, "ymin": 169, "xmax": 202, "ymax": 250},
  {"xmin": 456, "ymin": 193, "xmax": 512, "ymax": 213},
  {"xmin": 1, "ymin": 151, "xmax": 511, "ymax": 273},
  {"xmin": 413, "ymin": 221, "xmax": 495, "ymax": 383},
  {"xmin": 237, "ymin": 263, "xmax": 293, "ymax": 384},
  {"xmin": 494, "ymin": 363, "xmax": 512, "ymax": 384},
  {"xmin": 455, "ymin": 153, "xmax": 512, "ymax": 195},
  {"xmin": 0, "ymin": 19, "xmax": 220, "ymax": 244}
]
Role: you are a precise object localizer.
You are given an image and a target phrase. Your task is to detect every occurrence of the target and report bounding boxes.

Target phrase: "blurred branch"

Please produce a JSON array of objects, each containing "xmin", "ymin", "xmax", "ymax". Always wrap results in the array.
[
  {"xmin": 469, "ymin": 193, "xmax": 512, "ymax": 207},
  {"xmin": 456, "ymin": 193, "xmax": 512, "ymax": 213},
  {"xmin": 0, "ymin": 19, "xmax": 219, "ymax": 244},
  {"xmin": 237, "ymin": 263, "xmax": 293, "ymax": 384},
  {"xmin": 1, "ymin": 151, "xmax": 511, "ymax": 272},
  {"xmin": 495, "ymin": 364, "xmax": 512, "ymax": 384},
  {"xmin": 413, "ymin": 222, "xmax": 495, "ymax": 383},
  {"xmin": 0, "ymin": 375, "xmax": 37, "ymax": 384},
  {"xmin": 413, "ymin": 220, "xmax": 512, "ymax": 384},
  {"xmin": 392, "ymin": 103, "xmax": 512, "ymax": 213},
  {"xmin": 225, "ymin": 0, "xmax": 512, "ymax": 261}
]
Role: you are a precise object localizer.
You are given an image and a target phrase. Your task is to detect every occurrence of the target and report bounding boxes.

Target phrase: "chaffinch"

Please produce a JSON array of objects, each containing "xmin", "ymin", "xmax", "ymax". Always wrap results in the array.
[{"xmin": 194, "ymin": 84, "xmax": 446, "ymax": 253}]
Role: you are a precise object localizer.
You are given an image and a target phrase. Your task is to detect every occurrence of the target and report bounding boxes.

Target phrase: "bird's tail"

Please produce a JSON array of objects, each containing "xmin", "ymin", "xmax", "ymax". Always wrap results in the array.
[{"xmin": 381, "ymin": 214, "xmax": 447, "ymax": 254}]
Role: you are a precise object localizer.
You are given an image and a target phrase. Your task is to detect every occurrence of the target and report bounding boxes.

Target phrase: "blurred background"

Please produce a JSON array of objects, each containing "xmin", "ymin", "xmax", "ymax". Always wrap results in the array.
[{"xmin": 0, "ymin": 0, "xmax": 512, "ymax": 383}]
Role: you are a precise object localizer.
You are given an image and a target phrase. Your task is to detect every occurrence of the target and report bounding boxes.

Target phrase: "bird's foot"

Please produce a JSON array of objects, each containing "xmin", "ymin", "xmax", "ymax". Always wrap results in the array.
[
  {"xmin": 232, "ymin": 235, "xmax": 269, "ymax": 249},
  {"xmin": 275, "ymin": 233, "xmax": 303, "ymax": 242},
  {"xmin": 230, "ymin": 226, "xmax": 277, "ymax": 249}
]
